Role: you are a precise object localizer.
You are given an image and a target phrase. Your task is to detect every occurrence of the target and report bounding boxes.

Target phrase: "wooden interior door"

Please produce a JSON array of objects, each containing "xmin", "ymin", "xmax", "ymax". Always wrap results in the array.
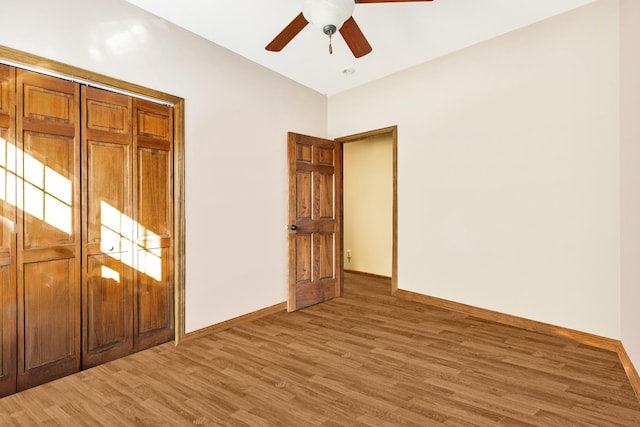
[
  {"xmin": 81, "ymin": 86, "xmax": 134, "ymax": 368},
  {"xmin": 0, "ymin": 64, "xmax": 17, "ymax": 397},
  {"xmin": 287, "ymin": 132, "xmax": 342, "ymax": 311},
  {"xmin": 16, "ymin": 70, "xmax": 81, "ymax": 390},
  {"xmin": 133, "ymin": 99, "xmax": 174, "ymax": 351}
]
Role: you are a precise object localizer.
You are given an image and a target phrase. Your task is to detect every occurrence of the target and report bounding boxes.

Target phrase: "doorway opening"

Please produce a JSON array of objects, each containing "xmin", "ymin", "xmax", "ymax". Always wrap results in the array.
[{"xmin": 337, "ymin": 126, "xmax": 398, "ymax": 293}]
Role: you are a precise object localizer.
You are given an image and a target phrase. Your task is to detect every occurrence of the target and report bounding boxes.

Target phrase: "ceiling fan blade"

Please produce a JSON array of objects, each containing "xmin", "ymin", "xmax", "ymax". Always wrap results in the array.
[
  {"xmin": 266, "ymin": 13, "xmax": 309, "ymax": 52},
  {"xmin": 356, "ymin": 0, "xmax": 433, "ymax": 3},
  {"xmin": 339, "ymin": 17, "xmax": 372, "ymax": 58}
]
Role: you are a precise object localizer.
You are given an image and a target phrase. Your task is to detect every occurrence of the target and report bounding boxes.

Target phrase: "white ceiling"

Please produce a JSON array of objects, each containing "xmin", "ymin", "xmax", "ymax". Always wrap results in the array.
[{"xmin": 123, "ymin": 0, "xmax": 595, "ymax": 96}]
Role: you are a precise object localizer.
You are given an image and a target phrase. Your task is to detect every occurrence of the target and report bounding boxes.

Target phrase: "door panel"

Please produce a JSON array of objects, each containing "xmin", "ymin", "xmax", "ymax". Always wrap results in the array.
[
  {"xmin": 85, "ymin": 254, "xmax": 131, "ymax": 361},
  {"xmin": 137, "ymin": 246, "xmax": 171, "ymax": 335},
  {"xmin": 318, "ymin": 233, "xmax": 335, "ymax": 279},
  {"xmin": 85, "ymin": 142, "xmax": 130, "ymax": 245},
  {"xmin": 82, "ymin": 86, "xmax": 133, "ymax": 368},
  {"xmin": 133, "ymin": 99, "xmax": 174, "ymax": 351},
  {"xmin": 287, "ymin": 133, "xmax": 342, "ymax": 311},
  {"xmin": 22, "ymin": 259, "xmax": 75, "ymax": 370},
  {"xmin": 137, "ymin": 147, "xmax": 171, "ymax": 239},
  {"xmin": 0, "ymin": 64, "xmax": 16, "ymax": 398},
  {"xmin": 319, "ymin": 173, "xmax": 334, "ymax": 218},
  {"xmin": 296, "ymin": 234, "xmax": 312, "ymax": 282},
  {"xmin": 22, "ymin": 132, "xmax": 75, "ymax": 248},
  {"xmin": 296, "ymin": 172, "xmax": 312, "ymax": 219},
  {"xmin": 16, "ymin": 70, "xmax": 80, "ymax": 391}
]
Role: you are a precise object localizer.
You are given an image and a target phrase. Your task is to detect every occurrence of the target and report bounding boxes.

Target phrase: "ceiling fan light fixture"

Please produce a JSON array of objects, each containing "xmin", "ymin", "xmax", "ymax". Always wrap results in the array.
[{"xmin": 302, "ymin": 0, "xmax": 355, "ymax": 35}]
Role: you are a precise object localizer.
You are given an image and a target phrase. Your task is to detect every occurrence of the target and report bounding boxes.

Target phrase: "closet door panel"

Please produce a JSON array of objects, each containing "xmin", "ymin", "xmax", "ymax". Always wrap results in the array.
[
  {"xmin": 86, "ymin": 142, "xmax": 130, "ymax": 245},
  {"xmin": 134, "ymin": 100, "xmax": 173, "ymax": 351},
  {"xmin": 137, "ymin": 246, "xmax": 171, "ymax": 335},
  {"xmin": 82, "ymin": 86, "xmax": 133, "ymax": 368},
  {"xmin": 22, "ymin": 259, "xmax": 76, "ymax": 370},
  {"xmin": 137, "ymin": 147, "xmax": 171, "ymax": 238},
  {"xmin": 21, "ymin": 132, "xmax": 75, "ymax": 248},
  {"xmin": 0, "ymin": 65, "xmax": 16, "ymax": 398},
  {"xmin": 16, "ymin": 70, "xmax": 80, "ymax": 391},
  {"xmin": 84, "ymin": 253, "xmax": 132, "ymax": 366}
]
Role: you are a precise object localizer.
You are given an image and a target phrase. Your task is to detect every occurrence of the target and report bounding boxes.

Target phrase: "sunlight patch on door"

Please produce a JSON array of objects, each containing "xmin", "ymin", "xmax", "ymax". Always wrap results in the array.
[
  {"xmin": 101, "ymin": 265, "xmax": 121, "ymax": 283},
  {"xmin": 0, "ymin": 138, "xmax": 17, "ymax": 207},
  {"xmin": 0, "ymin": 137, "xmax": 161, "ymax": 281},
  {"xmin": 0, "ymin": 138, "xmax": 72, "ymax": 234},
  {"xmin": 101, "ymin": 200, "xmax": 162, "ymax": 281}
]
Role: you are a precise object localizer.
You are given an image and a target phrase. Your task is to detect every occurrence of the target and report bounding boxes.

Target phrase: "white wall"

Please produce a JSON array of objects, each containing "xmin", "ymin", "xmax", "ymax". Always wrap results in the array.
[
  {"xmin": 343, "ymin": 135, "xmax": 393, "ymax": 276},
  {"xmin": 620, "ymin": 0, "xmax": 640, "ymax": 369},
  {"xmin": 0, "ymin": 0, "xmax": 327, "ymax": 333},
  {"xmin": 330, "ymin": 1, "xmax": 621, "ymax": 338}
]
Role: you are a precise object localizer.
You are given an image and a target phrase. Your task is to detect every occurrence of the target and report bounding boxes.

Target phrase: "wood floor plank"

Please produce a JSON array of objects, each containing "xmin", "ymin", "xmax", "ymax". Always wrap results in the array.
[{"xmin": 1, "ymin": 272, "xmax": 639, "ymax": 426}]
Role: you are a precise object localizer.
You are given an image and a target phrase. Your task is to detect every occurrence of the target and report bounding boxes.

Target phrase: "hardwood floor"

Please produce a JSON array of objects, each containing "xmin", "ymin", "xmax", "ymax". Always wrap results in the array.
[{"xmin": 1, "ymin": 272, "xmax": 639, "ymax": 426}]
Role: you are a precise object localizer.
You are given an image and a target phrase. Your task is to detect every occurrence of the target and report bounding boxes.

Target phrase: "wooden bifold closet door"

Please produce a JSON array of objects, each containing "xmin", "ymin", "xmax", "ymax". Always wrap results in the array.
[
  {"xmin": 131, "ymin": 98, "xmax": 174, "ymax": 352},
  {"xmin": 16, "ymin": 70, "xmax": 82, "ymax": 391},
  {"xmin": 0, "ymin": 65, "xmax": 174, "ymax": 397},
  {"xmin": 82, "ymin": 87, "xmax": 174, "ymax": 368},
  {"xmin": 81, "ymin": 86, "xmax": 135, "ymax": 368}
]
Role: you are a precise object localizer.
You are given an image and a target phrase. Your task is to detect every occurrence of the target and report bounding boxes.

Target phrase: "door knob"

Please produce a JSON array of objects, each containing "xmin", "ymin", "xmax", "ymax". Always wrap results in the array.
[{"xmin": 286, "ymin": 224, "xmax": 297, "ymax": 231}]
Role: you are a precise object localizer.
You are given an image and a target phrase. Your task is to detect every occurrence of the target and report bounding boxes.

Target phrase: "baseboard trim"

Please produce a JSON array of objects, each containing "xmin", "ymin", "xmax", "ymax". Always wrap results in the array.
[
  {"xmin": 615, "ymin": 342, "xmax": 640, "ymax": 400},
  {"xmin": 181, "ymin": 301, "xmax": 287, "ymax": 342},
  {"xmin": 344, "ymin": 270, "xmax": 391, "ymax": 280},
  {"xmin": 395, "ymin": 289, "xmax": 640, "ymax": 400}
]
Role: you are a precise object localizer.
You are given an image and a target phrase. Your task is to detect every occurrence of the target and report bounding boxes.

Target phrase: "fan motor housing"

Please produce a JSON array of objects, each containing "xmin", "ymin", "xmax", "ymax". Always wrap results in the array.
[{"xmin": 302, "ymin": 0, "xmax": 356, "ymax": 32}]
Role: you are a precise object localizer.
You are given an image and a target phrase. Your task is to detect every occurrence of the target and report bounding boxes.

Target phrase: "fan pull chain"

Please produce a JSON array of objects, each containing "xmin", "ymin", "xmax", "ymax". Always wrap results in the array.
[{"xmin": 329, "ymin": 34, "xmax": 333, "ymax": 55}]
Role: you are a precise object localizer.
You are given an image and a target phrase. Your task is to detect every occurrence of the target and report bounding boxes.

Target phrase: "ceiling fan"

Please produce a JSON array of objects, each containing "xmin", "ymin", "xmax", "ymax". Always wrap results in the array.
[{"xmin": 266, "ymin": 0, "xmax": 434, "ymax": 58}]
